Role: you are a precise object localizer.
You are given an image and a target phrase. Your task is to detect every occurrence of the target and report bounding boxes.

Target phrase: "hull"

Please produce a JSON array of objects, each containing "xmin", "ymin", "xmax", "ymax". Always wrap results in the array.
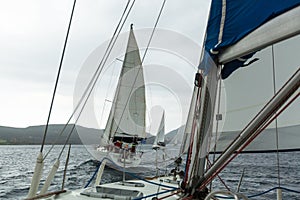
[
  {"xmin": 93, "ymin": 144, "xmax": 181, "ymax": 170},
  {"xmin": 96, "ymin": 146, "xmax": 143, "ymax": 168}
]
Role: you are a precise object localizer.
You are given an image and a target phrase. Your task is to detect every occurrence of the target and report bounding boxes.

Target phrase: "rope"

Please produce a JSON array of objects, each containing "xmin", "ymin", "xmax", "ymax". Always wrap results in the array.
[
  {"xmin": 247, "ymin": 187, "xmax": 289, "ymax": 198},
  {"xmin": 246, "ymin": 186, "xmax": 300, "ymax": 198},
  {"xmin": 157, "ymin": 190, "xmax": 182, "ymax": 200},
  {"xmin": 206, "ymin": 159, "xmax": 230, "ymax": 191},
  {"xmin": 40, "ymin": 0, "xmax": 77, "ymax": 153},
  {"xmin": 181, "ymin": 186, "xmax": 300, "ymax": 199},
  {"xmin": 134, "ymin": 188, "xmax": 179, "ymax": 200},
  {"xmin": 84, "ymin": 158, "xmax": 106, "ymax": 188},
  {"xmin": 84, "ymin": 157, "xmax": 178, "ymax": 190},
  {"xmin": 44, "ymin": 0, "xmax": 136, "ymax": 160}
]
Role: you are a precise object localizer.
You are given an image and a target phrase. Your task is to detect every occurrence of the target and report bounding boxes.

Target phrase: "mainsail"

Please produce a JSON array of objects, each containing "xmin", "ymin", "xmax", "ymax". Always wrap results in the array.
[
  {"xmin": 182, "ymin": 0, "xmax": 300, "ymax": 196},
  {"xmin": 102, "ymin": 25, "xmax": 146, "ymax": 145}
]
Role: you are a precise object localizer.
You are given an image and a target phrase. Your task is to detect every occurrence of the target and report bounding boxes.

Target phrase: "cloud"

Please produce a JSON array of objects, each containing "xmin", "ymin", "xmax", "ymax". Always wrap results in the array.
[{"xmin": 0, "ymin": 0, "xmax": 210, "ymax": 128}]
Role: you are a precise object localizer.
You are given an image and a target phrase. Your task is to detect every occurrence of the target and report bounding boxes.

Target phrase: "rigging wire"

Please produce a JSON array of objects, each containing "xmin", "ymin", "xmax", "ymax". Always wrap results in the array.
[
  {"xmin": 209, "ymin": 68, "xmax": 223, "ymax": 191},
  {"xmin": 112, "ymin": 0, "xmax": 167, "ymax": 138},
  {"xmin": 44, "ymin": 0, "xmax": 136, "ymax": 160},
  {"xmin": 56, "ymin": 0, "xmax": 137, "ymax": 160},
  {"xmin": 142, "ymin": 0, "xmax": 166, "ymax": 134},
  {"xmin": 206, "ymin": 159, "xmax": 230, "ymax": 191},
  {"xmin": 99, "ymin": 62, "xmax": 118, "ymax": 130},
  {"xmin": 271, "ymin": 44, "xmax": 281, "ymax": 187},
  {"xmin": 143, "ymin": 0, "xmax": 167, "ymax": 135},
  {"xmin": 141, "ymin": 0, "xmax": 166, "ymax": 63},
  {"xmin": 199, "ymin": 84, "xmax": 300, "ymax": 191},
  {"xmin": 40, "ymin": 0, "xmax": 77, "ymax": 153}
]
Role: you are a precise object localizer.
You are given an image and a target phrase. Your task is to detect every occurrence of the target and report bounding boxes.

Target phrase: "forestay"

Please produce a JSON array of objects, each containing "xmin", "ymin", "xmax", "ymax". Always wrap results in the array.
[{"xmin": 102, "ymin": 26, "xmax": 146, "ymax": 144}]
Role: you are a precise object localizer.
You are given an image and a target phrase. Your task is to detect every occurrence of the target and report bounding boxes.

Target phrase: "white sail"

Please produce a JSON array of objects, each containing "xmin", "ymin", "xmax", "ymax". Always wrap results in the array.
[
  {"xmin": 102, "ymin": 26, "xmax": 146, "ymax": 144},
  {"xmin": 153, "ymin": 111, "xmax": 165, "ymax": 149},
  {"xmin": 185, "ymin": 1, "xmax": 300, "ymax": 197}
]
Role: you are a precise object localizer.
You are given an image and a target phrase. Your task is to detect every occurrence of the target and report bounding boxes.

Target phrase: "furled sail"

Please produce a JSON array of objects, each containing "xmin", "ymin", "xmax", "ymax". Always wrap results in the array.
[
  {"xmin": 205, "ymin": 0, "xmax": 300, "ymax": 79},
  {"xmin": 102, "ymin": 26, "xmax": 146, "ymax": 144}
]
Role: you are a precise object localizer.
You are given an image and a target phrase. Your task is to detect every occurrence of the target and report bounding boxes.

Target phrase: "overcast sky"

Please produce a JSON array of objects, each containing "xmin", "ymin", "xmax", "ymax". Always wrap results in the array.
[
  {"xmin": 0, "ymin": 0, "xmax": 211, "ymax": 132},
  {"xmin": 1, "ymin": 0, "xmax": 298, "ymax": 133}
]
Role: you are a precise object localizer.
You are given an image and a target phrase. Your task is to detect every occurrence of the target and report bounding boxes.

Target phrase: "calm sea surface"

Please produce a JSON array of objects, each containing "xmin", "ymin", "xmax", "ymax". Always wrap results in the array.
[{"xmin": 0, "ymin": 145, "xmax": 299, "ymax": 199}]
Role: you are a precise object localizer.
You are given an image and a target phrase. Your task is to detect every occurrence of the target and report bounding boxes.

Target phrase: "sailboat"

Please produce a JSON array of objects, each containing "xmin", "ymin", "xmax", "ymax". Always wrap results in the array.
[
  {"xmin": 96, "ymin": 24, "xmax": 146, "ymax": 168},
  {"xmin": 152, "ymin": 111, "xmax": 166, "ymax": 150},
  {"xmin": 24, "ymin": 0, "xmax": 300, "ymax": 199},
  {"xmin": 152, "ymin": 111, "xmax": 167, "ymax": 177}
]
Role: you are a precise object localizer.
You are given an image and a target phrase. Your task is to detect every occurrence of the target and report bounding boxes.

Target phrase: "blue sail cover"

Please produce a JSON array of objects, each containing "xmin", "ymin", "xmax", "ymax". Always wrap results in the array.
[{"xmin": 205, "ymin": 0, "xmax": 300, "ymax": 79}]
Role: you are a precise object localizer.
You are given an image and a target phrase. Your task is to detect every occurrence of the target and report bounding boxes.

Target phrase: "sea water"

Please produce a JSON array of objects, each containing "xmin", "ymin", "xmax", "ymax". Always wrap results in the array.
[{"xmin": 0, "ymin": 145, "xmax": 299, "ymax": 199}]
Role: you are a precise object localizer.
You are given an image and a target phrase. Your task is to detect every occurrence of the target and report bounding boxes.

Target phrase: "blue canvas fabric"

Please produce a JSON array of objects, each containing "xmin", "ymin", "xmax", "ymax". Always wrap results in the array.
[{"xmin": 204, "ymin": 0, "xmax": 300, "ymax": 78}]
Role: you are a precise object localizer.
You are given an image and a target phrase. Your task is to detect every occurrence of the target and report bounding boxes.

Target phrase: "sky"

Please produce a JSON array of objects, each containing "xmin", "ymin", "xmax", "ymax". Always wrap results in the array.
[
  {"xmin": 0, "ymin": 0, "xmax": 299, "ymax": 134},
  {"xmin": 0, "ymin": 0, "xmax": 211, "ymax": 133}
]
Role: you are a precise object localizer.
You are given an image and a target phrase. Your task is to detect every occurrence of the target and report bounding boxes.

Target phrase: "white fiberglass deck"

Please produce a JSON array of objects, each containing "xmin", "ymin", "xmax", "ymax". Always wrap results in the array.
[{"xmin": 44, "ymin": 176, "xmax": 180, "ymax": 200}]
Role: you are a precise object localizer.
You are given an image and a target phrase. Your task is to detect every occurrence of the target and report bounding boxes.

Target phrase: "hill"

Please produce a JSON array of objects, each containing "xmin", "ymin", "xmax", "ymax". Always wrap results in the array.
[
  {"xmin": 0, "ymin": 124, "xmax": 99, "ymax": 145},
  {"xmin": 0, "ymin": 124, "xmax": 184, "ymax": 145}
]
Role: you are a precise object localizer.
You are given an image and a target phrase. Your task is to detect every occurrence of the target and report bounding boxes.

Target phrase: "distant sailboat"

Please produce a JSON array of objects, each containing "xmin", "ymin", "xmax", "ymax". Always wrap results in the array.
[
  {"xmin": 152, "ymin": 111, "xmax": 166, "ymax": 176},
  {"xmin": 152, "ymin": 111, "xmax": 166, "ymax": 150},
  {"xmin": 97, "ymin": 24, "xmax": 146, "ymax": 168}
]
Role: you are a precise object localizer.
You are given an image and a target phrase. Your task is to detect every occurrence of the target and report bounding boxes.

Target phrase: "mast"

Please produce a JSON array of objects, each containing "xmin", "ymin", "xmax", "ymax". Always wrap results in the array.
[
  {"xmin": 102, "ymin": 25, "xmax": 146, "ymax": 144},
  {"xmin": 195, "ymin": 68, "xmax": 300, "ymax": 190},
  {"xmin": 186, "ymin": 63, "xmax": 219, "ymax": 187},
  {"xmin": 191, "ymin": 1, "xmax": 300, "ymax": 192}
]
